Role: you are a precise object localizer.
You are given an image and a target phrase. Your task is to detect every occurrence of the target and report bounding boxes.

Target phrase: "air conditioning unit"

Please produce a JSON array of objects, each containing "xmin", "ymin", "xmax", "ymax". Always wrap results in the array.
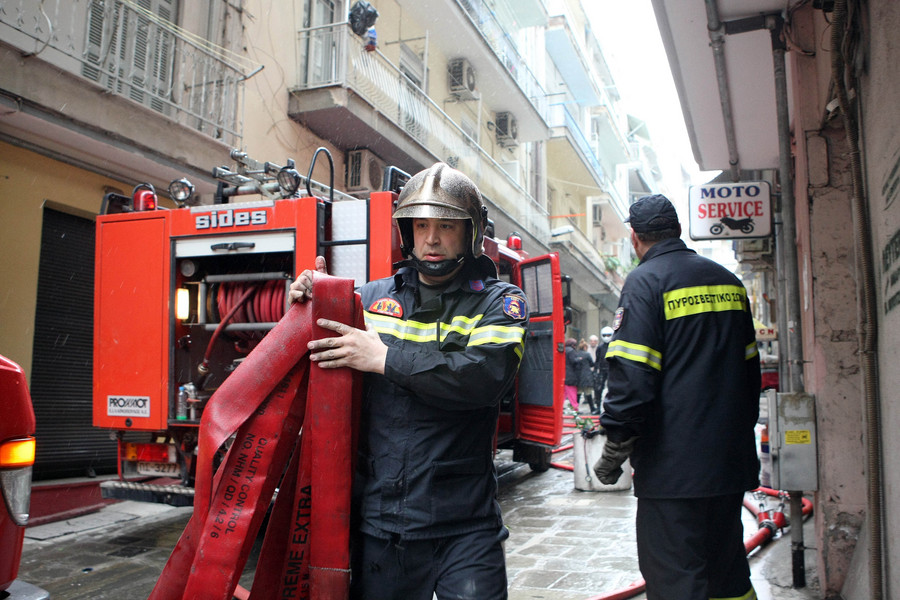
[
  {"xmin": 346, "ymin": 149, "xmax": 386, "ymax": 192},
  {"xmin": 495, "ymin": 112, "xmax": 518, "ymax": 147},
  {"xmin": 449, "ymin": 58, "xmax": 477, "ymax": 100}
]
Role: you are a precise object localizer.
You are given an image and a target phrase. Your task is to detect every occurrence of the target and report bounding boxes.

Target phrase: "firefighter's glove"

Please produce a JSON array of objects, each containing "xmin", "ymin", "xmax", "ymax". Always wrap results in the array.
[{"xmin": 593, "ymin": 436, "xmax": 637, "ymax": 485}]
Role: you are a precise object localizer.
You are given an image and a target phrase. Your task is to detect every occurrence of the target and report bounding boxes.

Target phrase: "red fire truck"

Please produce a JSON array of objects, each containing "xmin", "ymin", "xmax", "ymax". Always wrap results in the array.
[{"xmin": 93, "ymin": 149, "xmax": 568, "ymax": 506}]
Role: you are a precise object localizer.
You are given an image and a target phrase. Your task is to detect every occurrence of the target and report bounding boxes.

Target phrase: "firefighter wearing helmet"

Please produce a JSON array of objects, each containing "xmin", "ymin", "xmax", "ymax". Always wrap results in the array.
[
  {"xmin": 289, "ymin": 162, "xmax": 528, "ymax": 598},
  {"xmin": 392, "ymin": 161, "xmax": 495, "ymax": 280}
]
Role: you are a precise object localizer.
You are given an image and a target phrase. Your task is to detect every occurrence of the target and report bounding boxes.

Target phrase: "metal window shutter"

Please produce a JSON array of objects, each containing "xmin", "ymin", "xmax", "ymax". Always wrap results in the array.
[{"xmin": 30, "ymin": 207, "xmax": 117, "ymax": 479}]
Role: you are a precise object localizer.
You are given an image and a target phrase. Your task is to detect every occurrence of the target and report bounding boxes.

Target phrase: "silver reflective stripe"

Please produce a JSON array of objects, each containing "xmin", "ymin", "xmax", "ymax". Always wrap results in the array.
[
  {"xmin": 606, "ymin": 339, "xmax": 663, "ymax": 371},
  {"xmin": 745, "ymin": 341, "xmax": 759, "ymax": 360}
]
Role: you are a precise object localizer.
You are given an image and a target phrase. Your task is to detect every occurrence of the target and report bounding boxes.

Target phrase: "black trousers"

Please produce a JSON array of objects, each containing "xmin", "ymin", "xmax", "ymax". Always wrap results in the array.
[
  {"xmin": 636, "ymin": 494, "xmax": 756, "ymax": 600},
  {"xmin": 350, "ymin": 528, "xmax": 508, "ymax": 600},
  {"xmin": 594, "ymin": 371, "xmax": 608, "ymax": 397}
]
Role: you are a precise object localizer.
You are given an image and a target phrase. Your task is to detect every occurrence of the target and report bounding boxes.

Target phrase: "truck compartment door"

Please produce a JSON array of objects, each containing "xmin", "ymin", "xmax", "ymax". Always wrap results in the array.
[
  {"xmin": 93, "ymin": 214, "xmax": 169, "ymax": 431},
  {"xmin": 512, "ymin": 253, "xmax": 564, "ymax": 447}
]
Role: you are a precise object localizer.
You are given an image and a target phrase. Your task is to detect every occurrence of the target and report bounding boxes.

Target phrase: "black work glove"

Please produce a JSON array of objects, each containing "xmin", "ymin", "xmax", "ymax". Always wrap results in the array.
[{"xmin": 592, "ymin": 436, "xmax": 638, "ymax": 485}]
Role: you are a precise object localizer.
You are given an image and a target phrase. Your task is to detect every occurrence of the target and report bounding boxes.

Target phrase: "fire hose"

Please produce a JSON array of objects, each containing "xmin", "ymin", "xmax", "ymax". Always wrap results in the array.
[
  {"xmin": 549, "ymin": 417, "xmax": 814, "ymax": 600},
  {"xmin": 581, "ymin": 487, "xmax": 812, "ymax": 600},
  {"xmin": 150, "ymin": 275, "xmax": 363, "ymax": 600}
]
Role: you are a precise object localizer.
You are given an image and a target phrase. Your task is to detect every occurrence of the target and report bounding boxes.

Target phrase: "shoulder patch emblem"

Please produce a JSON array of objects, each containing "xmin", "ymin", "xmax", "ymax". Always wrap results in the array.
[
  {"xmin": 368, "ymin": 297, "xmax": 403, "ymax": 317},
  {"xmin": 613, "ymin": 306, "xmax": 625, "ymax": 331},
  {"xmin": 468, "ymin": 279, "xmax": 485, "ymax": 291},
  {"xmin": 503, "ymin": 294, "xmax": 527, "ymax": 320}
]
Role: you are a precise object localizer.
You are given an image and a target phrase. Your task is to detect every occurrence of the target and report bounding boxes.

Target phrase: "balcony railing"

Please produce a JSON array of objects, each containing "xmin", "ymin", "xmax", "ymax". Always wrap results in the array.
[
  {"xmin": 550, "ymin": 103, "xmax": 606, "ymax": 183},
  {"xmin": 0, "ymin": 0, "xmax": 254, "ymax": 147},
  {"xmin": 548, "ymin": 103, "xmax": 630, "ymax": 227},
  {"xmin": 454, "ymin": 0, "xmax": 549, "ymax": 122},
  {"xmin": 294, "ymin": 23, "xmax": 550, "ymax": 240}
]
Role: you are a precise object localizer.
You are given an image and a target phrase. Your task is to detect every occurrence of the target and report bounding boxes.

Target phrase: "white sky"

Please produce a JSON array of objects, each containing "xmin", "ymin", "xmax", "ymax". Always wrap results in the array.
[
  {"xmin": 585, "ymin": 0, "xmax": 719, "ymax": 198},
  {"xmin": 585, "ymin": 0, "xmax": 737, "ymax": 271}
]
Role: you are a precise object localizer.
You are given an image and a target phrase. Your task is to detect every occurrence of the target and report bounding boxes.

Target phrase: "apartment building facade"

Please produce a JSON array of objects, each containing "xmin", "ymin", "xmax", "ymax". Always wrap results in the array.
[{"xmin": 1, "ymin": 0, "xmax": 642, "ymax": 478}]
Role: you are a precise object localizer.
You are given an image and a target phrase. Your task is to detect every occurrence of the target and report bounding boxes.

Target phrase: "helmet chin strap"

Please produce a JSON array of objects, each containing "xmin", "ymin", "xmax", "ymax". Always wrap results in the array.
[{"xmin": 393, "ymin": 254, "xmax": 466, "ymax": 277}]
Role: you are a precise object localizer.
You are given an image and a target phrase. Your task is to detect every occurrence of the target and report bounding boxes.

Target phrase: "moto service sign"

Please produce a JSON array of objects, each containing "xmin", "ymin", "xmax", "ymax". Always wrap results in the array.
[{"xmin": 688, "ymin": 181, "xmax": 772, "ymax": 240}]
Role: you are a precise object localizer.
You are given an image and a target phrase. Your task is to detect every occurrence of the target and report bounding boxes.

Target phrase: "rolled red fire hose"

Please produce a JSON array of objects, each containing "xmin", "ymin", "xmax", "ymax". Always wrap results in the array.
[{"xmin": 149, "ymin": 275, "xmax": 362, "ymax": 600}]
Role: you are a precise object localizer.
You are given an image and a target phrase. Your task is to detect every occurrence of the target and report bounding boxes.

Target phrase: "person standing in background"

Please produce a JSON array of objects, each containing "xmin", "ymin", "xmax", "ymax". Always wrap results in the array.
[
  {"xmin": 591, "ymin": 327, "xmax": 613, "ymax": 413},
  {"xmin": 564, "ymin": 338, "xmax": 593, "ymax": 414},
  {"xmin": 563, "ymin": 338, "xmax": 580, "ymax": 414},
  {"xmin": 593, "ymin": 194, "xmax": 761, "ymax": 600},
  {"xmin": 576, "ymin": 339, "xmax": 596, "ymax": 413},
  {"xmin": 587, "ymin": 334, "xmax": 600, "ymax": 362}
]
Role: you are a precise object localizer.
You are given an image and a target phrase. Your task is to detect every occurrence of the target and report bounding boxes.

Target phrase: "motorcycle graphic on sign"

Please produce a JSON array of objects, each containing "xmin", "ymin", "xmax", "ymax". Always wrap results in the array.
[{"xmin": 709, "ymin": 216, "xmax": 755, "ymax": 235}]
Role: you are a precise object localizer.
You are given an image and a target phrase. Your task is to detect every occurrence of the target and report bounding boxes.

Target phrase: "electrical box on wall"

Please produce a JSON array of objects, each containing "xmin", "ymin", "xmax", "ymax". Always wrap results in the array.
[{"xmin": 764, "ymin": 390, "xmax": 818, "ymax": 491}]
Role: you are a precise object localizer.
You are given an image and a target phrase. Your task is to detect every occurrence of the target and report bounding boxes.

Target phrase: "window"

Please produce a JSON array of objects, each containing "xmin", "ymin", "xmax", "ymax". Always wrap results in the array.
[{"xmin": 83, "ymin": 0, "xmax": 178, "ymax": 114}]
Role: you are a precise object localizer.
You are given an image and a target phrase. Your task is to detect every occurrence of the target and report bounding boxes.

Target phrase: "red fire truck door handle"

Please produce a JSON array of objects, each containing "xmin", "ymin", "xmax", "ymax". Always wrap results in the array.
[{"xmin": 210, "ymin": 241, "xmax": 256, "ymax": 251}]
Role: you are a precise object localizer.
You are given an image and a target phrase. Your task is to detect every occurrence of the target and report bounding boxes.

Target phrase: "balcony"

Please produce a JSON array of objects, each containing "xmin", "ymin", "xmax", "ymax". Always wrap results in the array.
[
  {"xmin": 549, "ymin": 103, "xmax": 605, "ymax": 184},
  {"xmin": 0, "ymin": 0, "xmax": 252, "ymax": 148},
  {"xmin": 288, "ymin": 23, "xmax": 549, "ymax": 241},
  {"xmin": 545, "ymin": 15, "xmax": 601, "ymax": 106},
  {"xmin": 547, "ymin": 104, "xmax": 629, "ymax": 221},
  {"xmin": 549, "ymin": 221, "xmax": 621, "ymax": 295},
  {"xmin": 393, "ymin": 0, "xmax": 549, "ymax": 141}
]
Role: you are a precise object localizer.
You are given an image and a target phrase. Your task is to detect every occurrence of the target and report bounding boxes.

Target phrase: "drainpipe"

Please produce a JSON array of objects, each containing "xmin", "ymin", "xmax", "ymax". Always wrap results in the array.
[
  {"xmin": 766, "ymin": 15, "xmax": 808, "ymax": 588},
  {"xmin": 830, "ymin": 1, "xmax": 884, "ymax": 597},
  {"xmin": 711, "ymin": 9, "xmax": 808, "ymax": 587},
  {"xmin": 704, "ymin": 0, "xmax": 741, "ymax": 182}
]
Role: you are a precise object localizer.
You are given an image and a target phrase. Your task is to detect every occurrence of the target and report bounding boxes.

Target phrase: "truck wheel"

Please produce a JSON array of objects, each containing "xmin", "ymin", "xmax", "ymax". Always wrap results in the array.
[{"xmin": 528, "ymin": 448, "xmax": 552, "ymax": 472}]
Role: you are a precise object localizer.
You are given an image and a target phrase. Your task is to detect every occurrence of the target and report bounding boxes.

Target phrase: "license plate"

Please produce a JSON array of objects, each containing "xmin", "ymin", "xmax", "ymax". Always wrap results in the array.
[{"xmin": 136, "ymin": 461, "xmax": 180, "ymax": 476}]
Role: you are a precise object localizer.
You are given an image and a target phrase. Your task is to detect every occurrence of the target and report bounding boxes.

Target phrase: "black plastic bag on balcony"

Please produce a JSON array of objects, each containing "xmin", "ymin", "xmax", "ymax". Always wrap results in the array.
[{"xmin": 349, "ymin": 0, "xmax": 379, "ymax": 37}]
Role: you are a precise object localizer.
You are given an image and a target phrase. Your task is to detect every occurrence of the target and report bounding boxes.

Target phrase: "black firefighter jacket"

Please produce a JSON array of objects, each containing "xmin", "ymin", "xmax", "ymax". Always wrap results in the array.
[
  {"xmin": 600, "ymin": 238, "xmax": 761, "ymax": 499},
  {"xmin": 354, "ymin": 263, "xmax": 528, "ymax": 540}
]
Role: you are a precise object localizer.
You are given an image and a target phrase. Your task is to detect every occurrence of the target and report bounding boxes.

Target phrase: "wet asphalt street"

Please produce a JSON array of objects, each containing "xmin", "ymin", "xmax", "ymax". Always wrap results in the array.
[{"xmin": 18, "ymin": 429, "xmax": 821, "ymax": 600}]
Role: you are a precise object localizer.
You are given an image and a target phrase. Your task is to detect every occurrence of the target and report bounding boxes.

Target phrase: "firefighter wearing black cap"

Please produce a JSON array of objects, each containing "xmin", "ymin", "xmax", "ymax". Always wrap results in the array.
[
  {"xmin": 290, "ymin": 163, "xmax": 527, "ymax": 600},
  {"xmin": 593, "ymin": 194, "xmax": 761, "ymax": 600}
]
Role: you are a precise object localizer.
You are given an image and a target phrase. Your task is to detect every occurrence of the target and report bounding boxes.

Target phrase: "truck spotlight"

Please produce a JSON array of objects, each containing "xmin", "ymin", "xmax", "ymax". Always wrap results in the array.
[
  {"xmin": 507, "ymin": 232, "xmax": 523, "ymax": 251},
  {"xmin": 169, "ymin": 178, "xmax": 194, "ymax": 206},
  {"xmin": 277, "ymin": 167, "xmax": 302, "ymax": 196},
  {"xmin": 175, "ymin": 288, "xmax": 191, "ymax": 321},
  {"xmin": 132, "ymin": 183, "xmax": 158, "ymax": 211}
]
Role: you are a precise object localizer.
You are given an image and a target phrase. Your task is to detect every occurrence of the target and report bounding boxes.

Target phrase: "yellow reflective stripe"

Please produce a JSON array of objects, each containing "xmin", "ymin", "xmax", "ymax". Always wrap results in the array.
[
  {"xmin": 468, "ymin": 324, "xmax": 525, "ymax": 346},
  {"xmin": 746, "ymin": 341, "xmax": 759, "ymax": 360},
  {"xmin": 663, "ymin": 284, "xmax": 747, "ymax": 320},
  {"xmin": 606, "ymin": 340, "xmax": 662, "ymax": 371},
  {"xmin": 364, "ymin": 311, "xmax": 524, "ymax": 351},
  {"xmin": 710, "ymin": 586, "xmax": 757, "ymax": 600},
  {"xmin": 468, "ymin": 324, "xmax": 526, "ymax": 359},
  {"xmin": 366, "ymin": 311, "xmax": 439, "ymax": 341},
  {"xmin": 365, "ymin": 312, "xmax": 482, "ymax": 341},
  {"xmin": 440, "ymin": 315, "xmax": 482, "ymax": 338}
]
